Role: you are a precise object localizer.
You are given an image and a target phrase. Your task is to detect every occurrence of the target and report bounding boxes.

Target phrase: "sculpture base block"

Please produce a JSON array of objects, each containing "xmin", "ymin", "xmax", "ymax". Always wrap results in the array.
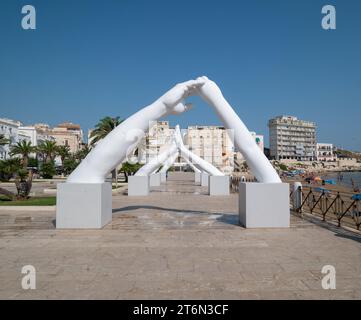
[
  {"xmin": 201, "ymin": 173, "xmax": 209, "ymax": 187},
  {"xmin": 150, "ymin": 173, "xmax": 161, "ymax": 187},
  {"xmin": 209, "ymin": 176, "xmax": 230, "ymax": 195},
  {"xmin": 239, "ymin": 182, "xmax": 290, "ymax": 228},
  {"xmin": 128, "ymin": 176, "xmax": 149, "ymax": 196},
  {"xmin": 160, "ymin": 172, "xmax": 167, "ymax": 183},
  {"xmin": 195, "ymin": 172, "xmax": 201, "ymax": 185},
  {"xmin": 56, "ymin": 183, "xmax": 112, "ymax": 229}
]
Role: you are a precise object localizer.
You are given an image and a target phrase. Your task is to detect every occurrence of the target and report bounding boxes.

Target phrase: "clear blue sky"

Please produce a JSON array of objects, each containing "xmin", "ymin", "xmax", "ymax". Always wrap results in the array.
[{"xmin": 0, "ymin": 0, "xmax": 360, "ymax": 150}]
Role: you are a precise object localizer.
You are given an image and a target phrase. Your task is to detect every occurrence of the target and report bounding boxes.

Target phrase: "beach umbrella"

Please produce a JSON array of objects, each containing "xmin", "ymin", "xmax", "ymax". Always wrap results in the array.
[{"xmin": 351, "ymin": 194, "xmax": 361, "ymax": 201}]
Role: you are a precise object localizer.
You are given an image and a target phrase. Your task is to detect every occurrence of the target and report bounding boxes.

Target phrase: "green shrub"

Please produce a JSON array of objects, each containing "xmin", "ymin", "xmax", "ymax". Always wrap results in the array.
[
  {"xmin": 62, "ymin": 157, "xmax": 79, "ymax": 175},
  {"xmin": 0, "ymin": 159, "xmax": 22, "ymax": 181},
  {"xmin": 119, "ymin": 162, "xmax": 143, "ymax": 182},
  {"xmin": 40, "ymin": 161, "xmax": 56, "ymax": 179},
  {"xmin": 27, "ymin": 157, "xmax": 38, "ymax": 168}
]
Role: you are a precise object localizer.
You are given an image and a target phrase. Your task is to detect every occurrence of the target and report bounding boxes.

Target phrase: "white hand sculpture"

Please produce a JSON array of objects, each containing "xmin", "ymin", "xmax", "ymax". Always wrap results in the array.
[
  {"xmin": 174, "ymin": 125, "xmax": 224, "ymax": 176},
  {"xmin": 196, "ymin": 77, "xmax": 281, "ymax": 183},
  {"xmin": 135, "ymin": 143, "xmax": 178, "ymax": 176},
  {"xmin": 159, "ymin": 151, "xmax": 179, "ymax": 173},
  {"xmin": 68, "ymin": 78, "xmax": 206, "ymax": 183},
  {"xmin": 67, "ymin": 76, "xmax": 280, "ymax": 184}
]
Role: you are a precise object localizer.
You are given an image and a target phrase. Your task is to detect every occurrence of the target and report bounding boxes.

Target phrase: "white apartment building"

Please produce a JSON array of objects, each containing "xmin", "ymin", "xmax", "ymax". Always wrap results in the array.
[
  {"xmin": 268, "ymin": 115, "xmax": 317, "ymax": 161},
  {"xmin": 18, "ymin": 125, "xmax": 55, "ymax": 147},
  {"xmin": 0, "ymin": 118, "xmax": 30, "ymax": 160},
  {"xmin": 186, "ymin": 126, "xmax": 234, "ymax": 172},
  {"xmin": 317, "ymin": 143, "xmax": 336, "ymax": 162},
  {"xmin": 49, "ymin": 122, "xmax": 84, "ymax": 153},
  {"xmin": 1, "ymin": 117, "xmax": 85, "ymax": 164},
  {"xmin": 136, "ymin": 123, "xmax": 236, "ymax": 173}
]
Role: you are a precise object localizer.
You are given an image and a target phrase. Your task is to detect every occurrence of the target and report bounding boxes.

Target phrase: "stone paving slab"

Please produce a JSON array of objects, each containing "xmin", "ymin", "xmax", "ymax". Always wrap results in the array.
[{"xmin": 0, "ymin": 173, "xmax": 360, "ymax": 299}]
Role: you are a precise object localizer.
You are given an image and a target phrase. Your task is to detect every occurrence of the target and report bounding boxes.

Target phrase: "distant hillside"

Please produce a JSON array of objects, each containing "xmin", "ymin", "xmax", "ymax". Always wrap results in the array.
[{"xmin": 335, "ymin": 148, "xmax": 361, "ymax": 160}]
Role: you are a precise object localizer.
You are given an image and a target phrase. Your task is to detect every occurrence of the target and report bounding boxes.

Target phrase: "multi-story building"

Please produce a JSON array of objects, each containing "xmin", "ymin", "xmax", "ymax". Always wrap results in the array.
[
  {"xmin": 186, "ymin": 126, "xmax": 234, "ymax": 173},
  {"xmin": 136, "ymin": 122, "xmax": 237, "ymax": 173},
  {"xmin": 18, "ymin": 125, "xmax": 55, "ymax": 147},
  {"xmin": 1, "ymin": 118, "xmax": 84, "ymax": 162},
  {"xmin": 0, "ymin": 118, "xmax": 30, "ymax": 160},
  {"xmin": 317, "ymin": 143, "xmax": 336, "ymax": 162},
  {"xmin": 268, "ymin": 115, "xmax": 317, "ymax": 161},
  {"xmin": 48, "ymin": 122, "xmax": 83, "ymax": 153}
]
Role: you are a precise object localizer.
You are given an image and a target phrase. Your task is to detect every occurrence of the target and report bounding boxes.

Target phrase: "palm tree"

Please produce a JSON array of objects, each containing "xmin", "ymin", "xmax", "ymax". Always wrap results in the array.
[
  {"xmin": 0, "ymin": 134, "xmax": 9, "ymax": 146},
  {"xmin": 74, "ymin": 144, "xmax": 91, "ymax": 161},
  {"xmin": 57, "ymin": 145, "xmax": 71, "ymax": 165},
  {"xmin": 9, "ymin": 140, "xmax": 35, "ymax": 168},
  {"xmin": 119, "ymin": 162, "xmax": 143, "ymax": 182},
  {"xmin": 90, "ymin": 116, "xmax": 123, "ymax": 185},
  {"xmin": 14, "ymin": 169, "xmax": 33, "ymax": 199},
  {"xmin": 89, "ymin": 116, "xmax": 123, "ymax": 146},
  {"xmin": 37, "ymin": 140, "xmax": 58, "ymax": 163}
]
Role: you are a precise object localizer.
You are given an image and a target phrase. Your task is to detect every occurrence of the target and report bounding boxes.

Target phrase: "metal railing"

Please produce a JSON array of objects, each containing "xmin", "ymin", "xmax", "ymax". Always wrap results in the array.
[
  {"xmin": 231, "ymin": 176, "xmax": 361, "ymax": 231},
  {"xmin": 291, "ymin": 185, "xmax": 361, "ymax": 230}
]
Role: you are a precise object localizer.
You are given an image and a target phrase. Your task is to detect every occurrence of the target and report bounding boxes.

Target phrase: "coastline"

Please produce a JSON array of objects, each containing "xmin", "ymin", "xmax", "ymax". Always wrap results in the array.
[{"xmin": 282, "ymin": 170, "xmax": 361, "ymax": 194}]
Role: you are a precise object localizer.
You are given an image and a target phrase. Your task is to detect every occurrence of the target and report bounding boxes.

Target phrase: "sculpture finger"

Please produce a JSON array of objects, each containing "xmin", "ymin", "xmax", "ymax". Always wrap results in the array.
[
  {"xmin": 170, "ymin": 102, "xmax": 190, "ymax": 115},
  {"xmin": 181, "ymin": 78, "xmax": 207, "ymax": 94}
]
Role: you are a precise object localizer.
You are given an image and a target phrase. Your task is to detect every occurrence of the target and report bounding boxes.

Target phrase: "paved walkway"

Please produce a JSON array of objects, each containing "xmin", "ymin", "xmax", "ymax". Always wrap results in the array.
[{"xmin": 0, "ymin": 172, "xmax": 361, "ymax": 299}]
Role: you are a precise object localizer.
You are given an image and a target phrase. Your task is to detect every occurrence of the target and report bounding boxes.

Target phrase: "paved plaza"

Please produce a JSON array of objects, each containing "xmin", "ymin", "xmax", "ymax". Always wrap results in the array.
[{"xmin": 0, "ymin": 172, "xmax": 361, "ymax": 299}]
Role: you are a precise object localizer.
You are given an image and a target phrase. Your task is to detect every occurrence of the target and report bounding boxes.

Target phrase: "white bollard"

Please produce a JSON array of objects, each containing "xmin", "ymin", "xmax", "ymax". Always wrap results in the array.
[
  {"xmin": 292, "ymin": 182, "xmax": 302, "ymax": 211},
  {"xmin": 128, "ymin": 175, "xmax": 149, "ymax": 196},
  {"xmin": 209, "ymin": 176, "xmax": 230, "ymax": 195},
  {"xmin": 160, "ymin": 172, "xmax": 167, "ymax": 183},
  {"xmin": 239, "ymin": 182, "xmax": 290, "ymax": 228},
  {"xmin": 195, "ymin": 172, "xmax": 201, "ymax": 185},
  {"xmin": 201, "ymin": 173, "xmax": 209, "ymax": 187},
  {"xmin": 149, "ymin": 173, "xmax": 161, "ymax": 187}
]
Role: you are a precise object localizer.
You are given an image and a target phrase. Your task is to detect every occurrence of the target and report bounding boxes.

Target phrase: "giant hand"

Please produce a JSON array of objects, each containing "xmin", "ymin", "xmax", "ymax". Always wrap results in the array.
[
  {"xmin": 196, "ymin": 77, "xmax": 281, "ymax": 183},
  {"xmin": 67, "ymin": 78, "xmax": 206, "ymax": 183},
  {"xmin": 160, "ymin": 79, "xmax": 203, "ymax": 114},
  {"xmin": 135, "ymin": 143, "xmax": 178, "ymax": 176},
  {"xmin": 159, "ymin": 151, "xmax": 179, "ymax": 174},
  {"xmin": 174, "ymin": 125, "xmax": 224, "ymax": 176}
]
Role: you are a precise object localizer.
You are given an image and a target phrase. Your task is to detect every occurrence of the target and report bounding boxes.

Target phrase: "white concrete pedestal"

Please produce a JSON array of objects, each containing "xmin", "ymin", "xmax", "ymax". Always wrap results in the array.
[
  {"xmin": 150, "ymin": 173, "xmax": 161, "ymax": 187},
  {"xmin": 160, "ymin": 172, "xmax": 167, "ymax": 183},
  {"xmin": 194, "ymin": 172, "xmax": 201, "ymax": 185},
  {"xmin": 239, "ymin": 182, "xmax": 290, "ymax": 228},
  {"xmin": 209, "ymin": 176, "xmax": 230, "ymax": 195},
  {"xmin": 56, "ymin": 182, "xmax": 112, "ymax": 229},
  {"xmin": 201, "ymin": 173, "xmax": 209, "ymax": 187},
  {"xmin": 128, "ymin": 176, "xmax": 149, "ymax": 196}
]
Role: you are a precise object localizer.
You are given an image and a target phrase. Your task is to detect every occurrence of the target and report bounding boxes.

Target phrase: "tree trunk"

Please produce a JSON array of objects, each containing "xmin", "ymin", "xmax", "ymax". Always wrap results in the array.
[
  {"xmin": 23, "ymin": 155, "xmax": 28, "ymax": 169},
  {"xmin": 15, "ymin": 172, "xmax": 33, "ymax": 200}
]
